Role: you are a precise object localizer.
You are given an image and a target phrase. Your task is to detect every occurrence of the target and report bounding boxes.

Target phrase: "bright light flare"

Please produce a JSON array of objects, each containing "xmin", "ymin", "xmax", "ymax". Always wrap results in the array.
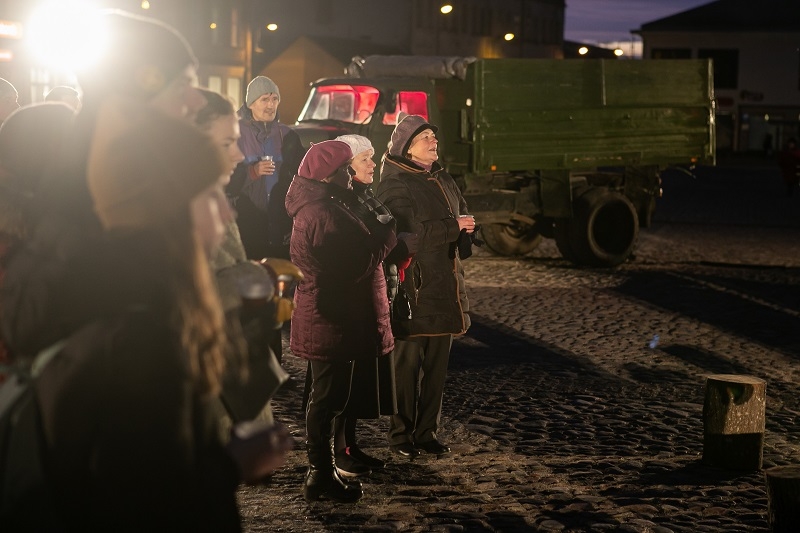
[
  {"xmin": 578, "ymin": 46, "xmax": 589, "ymax": 55},
  {"xmin": 266, "ymin": 23, "xmax": 278, "ymax": 31},
  {"xmin": 504, "ymin": 33, "xmax": 515, "ymax": 41},
  {"xmin": 26, "ymin": 1, "xmax": 108, "ymax": 71},
  {"xmin": 614, "ymin": 48, "xmax": 624, "ymax": 57},
  {"xmin": 141, "ymin": 0, "xmax": 150, "ymax": 9},
  {"xmin": 440, "ymin": 4, "xmax": 453, "ymax": 14}
]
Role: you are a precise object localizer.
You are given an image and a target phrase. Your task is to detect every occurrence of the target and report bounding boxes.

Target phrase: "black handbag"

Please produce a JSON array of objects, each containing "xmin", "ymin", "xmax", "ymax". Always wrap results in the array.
[{"xmin": 385, "ymin": 263, "xmax": 412, "ymax": 335}]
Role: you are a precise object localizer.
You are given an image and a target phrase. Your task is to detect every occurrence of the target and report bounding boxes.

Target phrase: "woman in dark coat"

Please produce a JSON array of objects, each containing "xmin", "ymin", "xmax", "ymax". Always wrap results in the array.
[
  {"xmin": 376, "ymin": 114, "xmax": 474, "ymax": 459},
  {"xmin": 286, "ymin": 140, "xmax": 397, "ymax": 502},
  {"xmin": 329, "ymin": 134, "xmax": 419, "ymax": 477}
]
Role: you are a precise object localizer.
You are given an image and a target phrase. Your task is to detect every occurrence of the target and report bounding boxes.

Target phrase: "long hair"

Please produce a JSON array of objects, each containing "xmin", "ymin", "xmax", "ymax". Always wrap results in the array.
[
  {"xmin": 193, "ymin": 87, "xmax": 249, "ymax": 385},
  {"xmin": 160, "ymin": 209, "xmax": 229, "ymax": 396}
]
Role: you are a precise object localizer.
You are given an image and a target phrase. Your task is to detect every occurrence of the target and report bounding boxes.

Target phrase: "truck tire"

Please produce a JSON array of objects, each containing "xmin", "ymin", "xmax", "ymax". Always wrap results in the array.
[
  {"xmin": 481, "ymin": 223, "xmax": 542, "ymax": 256},
  {"xmin": 553, "ymin": 220, "xmax": 579, "ymax": 263},
  {"xmin": 559, "ymin": 188, "xmax": 639, "ymax": 267}
]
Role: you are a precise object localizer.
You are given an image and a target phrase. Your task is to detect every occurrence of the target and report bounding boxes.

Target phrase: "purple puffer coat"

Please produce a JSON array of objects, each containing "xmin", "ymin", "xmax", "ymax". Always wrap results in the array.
[{"xmin": 285, "ymin": 176, "xmax": 396, "ymax": 363}]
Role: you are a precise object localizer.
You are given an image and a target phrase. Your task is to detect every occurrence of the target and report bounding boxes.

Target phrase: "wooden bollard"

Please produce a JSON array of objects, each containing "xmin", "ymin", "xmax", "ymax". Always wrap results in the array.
[
  {"xmin": 765, "ymin": 465, "xmax": 800, "ymax": 532},
  {"xmin": 702, "ymin": 374, "xmax": 766, "ymax": 471}
]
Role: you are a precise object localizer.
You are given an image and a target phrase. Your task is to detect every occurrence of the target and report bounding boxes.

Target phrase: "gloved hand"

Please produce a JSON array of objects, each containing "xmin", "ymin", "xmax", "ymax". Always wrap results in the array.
[
  {"xmin": 386, "ymin": 232, "xmax": 418, "ymax": 265},
  {"xmin": 397, "ymin": 232, "xmax": 419, "ymax": 255}
]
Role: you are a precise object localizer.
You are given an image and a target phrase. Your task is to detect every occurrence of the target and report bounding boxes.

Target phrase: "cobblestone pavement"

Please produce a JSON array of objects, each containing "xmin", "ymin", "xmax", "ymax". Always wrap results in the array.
[{"xmin": 237, "ymin": 161, "xmax": 800, "ymax": 532}]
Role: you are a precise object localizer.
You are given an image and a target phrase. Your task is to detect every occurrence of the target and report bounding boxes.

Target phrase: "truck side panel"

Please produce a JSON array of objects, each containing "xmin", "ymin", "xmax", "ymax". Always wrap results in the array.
[{"xmin": 473, "ymin": 59, "xmax": 715, "ymax": 173}]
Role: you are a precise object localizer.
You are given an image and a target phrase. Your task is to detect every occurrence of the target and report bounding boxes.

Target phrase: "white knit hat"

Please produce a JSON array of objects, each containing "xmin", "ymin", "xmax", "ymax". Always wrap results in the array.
[{"xmin": 335, "ymin": 134, "xmax": 374, "ymax": 159}]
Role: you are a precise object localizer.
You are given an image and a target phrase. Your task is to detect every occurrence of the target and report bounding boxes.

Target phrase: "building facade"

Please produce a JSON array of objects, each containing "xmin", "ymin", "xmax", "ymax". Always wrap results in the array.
[
  {"xmin": 636, "ymin": 0, "xmax": 800, "ymax": 154},
  {"xmin": 0, "ymin": 0, "xmax": 567, "ymax": 120}
]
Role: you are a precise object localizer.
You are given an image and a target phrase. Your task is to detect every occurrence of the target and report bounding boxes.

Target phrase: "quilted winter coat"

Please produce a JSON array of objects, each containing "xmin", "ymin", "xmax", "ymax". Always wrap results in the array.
[
  {"xmin": 285, "ymin": 176, "xmax": 397, "ymax": 363},
  {"xmin": 376, "ymin": 155, "xmax": 470, "ymax": 337}
]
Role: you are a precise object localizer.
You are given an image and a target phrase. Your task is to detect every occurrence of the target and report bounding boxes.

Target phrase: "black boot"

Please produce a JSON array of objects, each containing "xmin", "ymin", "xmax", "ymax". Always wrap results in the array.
[{"xmin": 303, "ymin": 466, "xmax": 363, "ymax": 503}]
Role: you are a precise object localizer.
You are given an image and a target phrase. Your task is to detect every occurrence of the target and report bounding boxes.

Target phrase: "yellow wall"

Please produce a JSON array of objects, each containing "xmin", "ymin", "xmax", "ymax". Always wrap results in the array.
[{"xmin": 260, "ymin": 37, "xmax": 348, "ymax": 124}]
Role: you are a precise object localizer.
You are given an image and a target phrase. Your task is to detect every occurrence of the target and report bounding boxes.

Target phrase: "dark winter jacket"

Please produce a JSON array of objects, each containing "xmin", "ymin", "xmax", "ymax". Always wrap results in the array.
[
  {"xmin": 376, "ymin": 155, "xmax": 470, "ymax": 336},
  {"xmin": 34, "ymin": 232, "xmax": 242, "ymax": 531},
  {"xmin": 229, "ymin": 106, "xmax": 306, "ymax": 255},
  {"xmin": 286, "ymin": 176, "xmax": 396, "ymax": 362}
]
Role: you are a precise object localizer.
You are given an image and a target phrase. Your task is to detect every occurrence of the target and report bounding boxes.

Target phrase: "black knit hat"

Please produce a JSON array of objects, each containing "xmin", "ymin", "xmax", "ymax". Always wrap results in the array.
[{"xmin": 388, "ymin": 114, "xmax": 438, "ymax": 158}]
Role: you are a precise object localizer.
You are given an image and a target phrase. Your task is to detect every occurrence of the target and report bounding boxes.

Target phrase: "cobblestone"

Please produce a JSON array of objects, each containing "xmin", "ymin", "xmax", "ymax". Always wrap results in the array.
[{"xmin": 238, "ymin": 162, "xmax": 800, "ymax": 532}]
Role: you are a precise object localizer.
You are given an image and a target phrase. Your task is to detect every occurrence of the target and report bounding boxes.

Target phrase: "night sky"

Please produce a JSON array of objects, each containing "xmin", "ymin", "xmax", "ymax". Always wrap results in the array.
[{"xmin": 564, "ymin": 0, "xmax": 712, "ymax": 45}]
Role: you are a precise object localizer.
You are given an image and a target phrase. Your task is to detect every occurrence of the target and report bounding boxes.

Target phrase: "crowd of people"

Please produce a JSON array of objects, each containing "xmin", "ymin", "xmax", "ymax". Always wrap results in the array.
[{"xmin": 0, "ymin": 7, "xmax": 477, "ymax": 527}]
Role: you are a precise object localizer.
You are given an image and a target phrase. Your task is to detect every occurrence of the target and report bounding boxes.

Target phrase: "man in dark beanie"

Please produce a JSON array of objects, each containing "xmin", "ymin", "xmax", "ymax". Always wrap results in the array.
[{"xmin": 229, "ymin": 75, "xmax": 306, "ymax": 261}]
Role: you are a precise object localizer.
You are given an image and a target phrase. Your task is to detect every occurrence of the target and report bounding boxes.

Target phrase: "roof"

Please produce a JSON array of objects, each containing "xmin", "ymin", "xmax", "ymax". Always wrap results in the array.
[
  {"xmin": 637, "ymin": 0, "xmax": 800, "ymax": 33},
  {"xmin": 306, "ymin": 35, "xmax": 407, "ymax": 64}
]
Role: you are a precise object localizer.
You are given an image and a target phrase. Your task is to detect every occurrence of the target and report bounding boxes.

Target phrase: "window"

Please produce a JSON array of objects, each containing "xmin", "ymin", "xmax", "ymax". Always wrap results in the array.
[
  {"xmin": 383, "ymin": 91, "xmax": 429, "ymax": 125},
  {"xmin": 698, "ymin": 48, "xmax": 739, "ymax": 89},
  {"xmin": 208, "ymin": 76, "xmax": 222, "ymax": 94},
  {"xmin": 227, "ymin": 78, "xmax": 241, "ymax": 108},
  {"xmin": 231, "ymin": 8, "xmax": 239, "ymax": 47},
  {"xmin": 299, "ymin": 85, "xmax": 380, "ymax": 123},
  {"xmin": 29, "ymin": 67, "xmax": 51, "ymax": 103},
  {"xmin": 650, "ymin": 48, "xmax": 691, "ymax": 59}
]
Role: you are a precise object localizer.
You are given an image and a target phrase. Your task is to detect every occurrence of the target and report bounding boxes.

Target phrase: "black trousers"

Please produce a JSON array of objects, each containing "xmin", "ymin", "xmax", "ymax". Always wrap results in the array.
[
  {"xmin": 306, "ymin": 360, "xmax": 354, "ymax": 469},
  {"xmin": 388, "ymin": 335, "xmax": 452, "ymax": 446}
]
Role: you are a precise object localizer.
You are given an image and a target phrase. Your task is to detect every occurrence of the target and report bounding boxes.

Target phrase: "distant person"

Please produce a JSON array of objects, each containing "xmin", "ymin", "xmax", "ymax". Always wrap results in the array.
[
  {"xmin": 0, "ymin": 77, "xmax": 20, "ymax": 123},
  {"xmin": 376, "ymin": 115, "xmax": 474, "ymax": 460},
  {"xmin": 45, "ymin": 86, "xmax": 81, "ymax": 111},
  {"xmin": 0, "ymin": 102, "xmax": 75, "ymax": 381},
  {"xmin": 778, "ymin": 137, "xmax": 800, "ymax": 197},
  {"xmin": 229, "ymin": 76, "xmax": 305, "ymax": 260},
  {"xmin": 286, "ymin": 140, "xmax": 397, "ymax": 502},
  {"xmin": 762, "ymin": 133, "xmax": 774, "ymax": 159}
]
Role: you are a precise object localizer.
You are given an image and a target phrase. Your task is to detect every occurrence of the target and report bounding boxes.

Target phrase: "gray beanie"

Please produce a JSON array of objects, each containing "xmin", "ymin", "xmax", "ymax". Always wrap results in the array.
[
  {"xmin": 388, "ymin": 114, "xmax": 438, "ymax": 158},
  {"xmin": 246, "ymin": 76, "xmax": 280, "ymax": 107},
  {"xmin": 335, "ymin": 134, "xmax": 374, "ymax": 159}
]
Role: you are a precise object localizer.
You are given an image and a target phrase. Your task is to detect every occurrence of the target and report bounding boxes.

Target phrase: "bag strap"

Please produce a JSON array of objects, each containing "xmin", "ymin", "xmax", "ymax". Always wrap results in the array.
[{"xmin": 30, "ymin": 340, "xmax": 68, "ymax": 378}]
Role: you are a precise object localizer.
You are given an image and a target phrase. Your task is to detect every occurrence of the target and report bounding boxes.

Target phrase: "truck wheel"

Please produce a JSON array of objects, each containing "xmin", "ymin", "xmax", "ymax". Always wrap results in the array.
[
  {"xmin": 553, "ymin": 220, "xmax": 579, "ymax": 263},
  {"xmin": 481, "ymin": 223, "xmax": 542, "ymax": 256},
  {"xmin": 564, "ymin": 188, "xmax": 639, "ymax": 267}
]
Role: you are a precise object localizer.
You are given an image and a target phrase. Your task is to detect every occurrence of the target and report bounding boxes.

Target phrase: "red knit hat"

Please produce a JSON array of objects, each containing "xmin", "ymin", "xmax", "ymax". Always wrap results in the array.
[{"xmin": 297, "ymin": 140, "xmax": 352, "ymax": 181}]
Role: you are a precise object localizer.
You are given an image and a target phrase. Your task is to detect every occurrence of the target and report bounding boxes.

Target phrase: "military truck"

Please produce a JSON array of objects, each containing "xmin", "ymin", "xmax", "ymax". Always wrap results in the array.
[{"xmin": 291, "ymin": 55, "xmax": 716, "ymax": 267}]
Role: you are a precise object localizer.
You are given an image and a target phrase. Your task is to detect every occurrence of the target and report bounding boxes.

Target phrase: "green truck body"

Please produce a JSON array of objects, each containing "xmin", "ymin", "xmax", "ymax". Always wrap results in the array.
[{"xmin": 292, "ymin": 56, "xmax": 715, "ymax": 266}]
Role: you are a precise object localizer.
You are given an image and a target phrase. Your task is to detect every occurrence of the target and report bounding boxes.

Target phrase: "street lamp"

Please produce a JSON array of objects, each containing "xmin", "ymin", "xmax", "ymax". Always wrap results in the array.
[
  {"xmin": 504, "ymin": 33, "xmax": 515, "ymax": 41},
  {"xmin": 435, "ymin": 4, "xmax": 453, "ymax": 54}
]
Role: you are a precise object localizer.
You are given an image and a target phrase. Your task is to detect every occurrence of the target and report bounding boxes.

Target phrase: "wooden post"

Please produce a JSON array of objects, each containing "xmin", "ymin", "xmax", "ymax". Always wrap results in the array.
[
  {"xmin": 765, "ymin": 465, "xmax": 800, "ymax": 532},
  {"xmin": 702, "ymin": 374, "xmax": 766, "ymax": 471}
]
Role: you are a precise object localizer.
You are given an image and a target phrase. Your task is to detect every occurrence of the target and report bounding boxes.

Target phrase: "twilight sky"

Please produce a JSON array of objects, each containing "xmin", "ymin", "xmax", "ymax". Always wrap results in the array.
[{"xmin": 564, "ymin": 0, "xmax": 712, "ymax": 45}]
